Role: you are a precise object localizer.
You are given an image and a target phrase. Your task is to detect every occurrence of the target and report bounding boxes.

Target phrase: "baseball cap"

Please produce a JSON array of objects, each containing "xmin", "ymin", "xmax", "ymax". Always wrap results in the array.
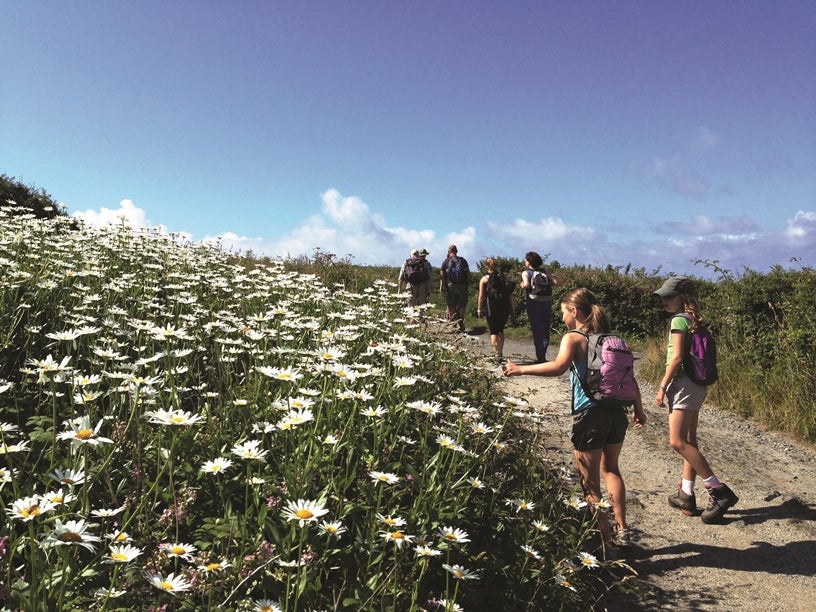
[
  {"xmin": 419, "ymin": 248, "xmax": 429, "ymax": 256},
  {"xmin": 654, "ymin": 276, "xmax": 696, "ymax": 298}
]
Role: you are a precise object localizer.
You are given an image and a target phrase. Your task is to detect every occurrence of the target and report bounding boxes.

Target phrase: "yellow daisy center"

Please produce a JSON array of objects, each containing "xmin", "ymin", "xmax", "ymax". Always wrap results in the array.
[
  {"xmin": 111, "ymin": 552, "xmax": 128, "ymax": 561},
  {"xmin": 391, "ymin": 532, "xmax": 404, "ymax": 539},
  {"xmin": 443, "ymin": 532, "xmax": 456, "ymax": 540},
  {"xmin": 22, "ymin": 506, "xmax": 41, "ymax": 517},
  {"xmin": 296, "ymin": 509, "xmax": 314, "ymax": 520},
  {"xmin": 205, "ymin": 562, "xmax": 221, "ymax": 571},
  {"xmin": 171, "ymin": 416, "xmax": 186, "ymax": 424},
  {"xmin": 76, "ymin": 429, "xmax": 94, "ymax": 440},
  {"xmin": 161, "ymin": 581, "xmax": 175, "ymax": 591}
]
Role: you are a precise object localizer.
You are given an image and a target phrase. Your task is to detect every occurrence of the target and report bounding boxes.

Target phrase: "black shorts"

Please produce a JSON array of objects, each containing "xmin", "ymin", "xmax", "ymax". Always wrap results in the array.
[{"xmin": 571, "ymin": 405, "xmax": 628, "ymax": 451}]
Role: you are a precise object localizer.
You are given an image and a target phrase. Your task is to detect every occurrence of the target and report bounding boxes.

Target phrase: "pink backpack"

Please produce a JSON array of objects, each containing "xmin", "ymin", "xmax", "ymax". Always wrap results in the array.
[{"xmin": 571, "ymin": 331, "xmax": 639, "ymax": 407}]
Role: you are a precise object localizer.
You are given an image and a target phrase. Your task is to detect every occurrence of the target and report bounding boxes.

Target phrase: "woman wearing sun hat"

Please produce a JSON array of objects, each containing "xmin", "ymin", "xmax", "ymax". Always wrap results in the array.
[{"xmin": 654, "ymin": 276, "xmax": 738, "ymax": 523}]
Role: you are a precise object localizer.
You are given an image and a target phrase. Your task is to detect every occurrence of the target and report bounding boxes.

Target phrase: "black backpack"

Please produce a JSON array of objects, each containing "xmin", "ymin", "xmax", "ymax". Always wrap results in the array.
[
  {"xmin": 528, "ymin": 270, "xmax": 552, "ymax": 298},
  {"xmin": 405, "ymin": 257, "xmax": 428, "ymax": 284},
  {"xmin": 486, "ymin": 272, "xmax": 511, "ymax": 304}
]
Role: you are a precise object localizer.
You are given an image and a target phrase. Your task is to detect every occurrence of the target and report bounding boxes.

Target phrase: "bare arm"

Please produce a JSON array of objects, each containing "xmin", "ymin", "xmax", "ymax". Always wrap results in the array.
[
  {"xmin": 656, "ymin": 330, "xmax": 685, "ymax": 407},
  {"xmin": 503, "ymin": 332, "xmax": 579, "ymax": 377}
]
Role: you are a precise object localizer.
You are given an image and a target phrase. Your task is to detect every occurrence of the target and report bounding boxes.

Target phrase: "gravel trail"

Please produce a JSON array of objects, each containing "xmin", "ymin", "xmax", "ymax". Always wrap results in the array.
[{"xmin": 464, "ymin": 329, "xmax": 816, "ymax": 611}]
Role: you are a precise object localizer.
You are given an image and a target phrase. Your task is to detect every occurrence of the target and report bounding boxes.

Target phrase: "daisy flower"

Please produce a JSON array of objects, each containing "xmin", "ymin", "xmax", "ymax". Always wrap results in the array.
[
  {"xmin": 368, "ymin": 471, "xmax": 400, "ymax": 485},
  {"xmin": 42, "ymin": 488, "xmax": 75, "ymax": 506},
  {"xmin": 361, "ymin": 406, "xmax": 388, "ymax": 418},
  {"xmin": 321, "ymin": 433, "xmax": 340, "ymax": 445},
  {"xmin": 376, "ymin": 513, "xmax": 407, "ymax": 527},
  {"xmin": 565, "ymin": 496, "xmax": 588, "ymax": 510},
  {"xmin": 466, "ymin": 477, "xmax": 485, "ymax": 489},
  {"xmin": 318, "ymin": 520, "xmax": 347, "ymax": 538},
  {"xmin": 505, "ymin": 498, "xmax": 535, "ymax": 513},
  {"xmin": 255, "ymin": 599, "xmax": 283, "ymax": 612},
  {"xmin": 146, "ymin": 571, "xmax": 193, "ymax": 594},
  {"xmin": 577, "ymin": 551, "xmax": 599, "ymax": 569},
  {"xmin": 42, "ymin": 518, "xmax": 101, "ymax": 552},
  {"xmin": 201, "ymin": 457, "xmax": 234, "ymax": 474},
  {"xmin": 256, "ymin": 365, "xmax": 303, "ymax": 382},
  {"xmin": 407, "ymin": 400, "xmax": 443, "ymax": 416},
  {"xmin": 49, "ymin": 468, "xmax": 85, "ymax": 487},
  {"xmin": 281, "ymin": 498, "xmax": 329, "ymax": 527},
  {"xmin": 438, "ymin": 526, "xmax": 471, "ymax": 544},
  {"xmin": 442, "ymin": 563, "xmax": 480, "ymax": 581},
  {"xmin": 470, "ymin": 422, "xmax": 494, "ymax": 435},
  {"xmin": 521, "ymin": 544, "xmax": 542, "ymax": 560},
  {"xmin": 414, "ymin": 544, "xmax": 443, "ymax": 557},
  {"xmin": 197, "ymin": 559, "xmax": 232, "ymax": 573},
  {"xmin": 438, "ymin": 600, "xmax": 464, "ymax": 612},
  {"xmin": 0, "ymin": 466, "xmax": 17, "ymax": 485},
  {"xmin": 277, "ymin": 408, "xmax": 314, "ymax": 429},
  {"xmin": 231, "ymin": 440, "xmax": 268, "ymax": 462},
  {"xmin": 7, "ymin": 495, "xmax": 57, "ymax": 522},
  {"xmin": 556, "ymin": 574, "xmax": 577, "ymax": 592},
  {"xmin": 393, "ymin": 376, "xmax": 417, "ymax": 387},
  {"xmin": 106, "ymin": 531, "xmax": 132, "ymax": 544},
  {"xmin": 92, "ymin": 505, "xmax": 126, "ymax": 518},
  {"xmin": 104, "ymin": 543, "xmax": 143, "ymax": 563},
  {"xmin": 380, "ymin": 530, "xmax": 415, "ymax": 549},
  {"xmin": 532, "ymin": 520, "xmax": 550, "ymax": 533},
  {"xmin": 56, "ymin": 415, "xmax": 113, "ymax": 446},
  {"xmin": 145, "ymin": 408, "xmax": 203, "ymax": 426},
  {"xmin": 161, "ymin": 542, "xmax": 198, "ymax": 562}
]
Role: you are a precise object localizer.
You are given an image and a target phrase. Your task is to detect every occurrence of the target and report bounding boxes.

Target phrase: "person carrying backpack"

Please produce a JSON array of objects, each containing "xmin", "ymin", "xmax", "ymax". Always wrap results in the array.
[
  {"xmin": 439, "ymin": 244, "xmax": 470, "ymax": 332},
  {"xmin": 520, "ymin": 251, "xmax": 557, "ymax": 363},
  {"xmin": 654, "ymin": 276, "xmax": 738, "ymax": 523},
  {"xmin": 503, "ymin": 288, "xmax": 647, "ymax": 554},
  {"xmin": 397, "ymin": 249, "xmax": 432, "ymax": 307},
  {"xmin": 477, "ymin": 258, "xmax": 516, "ymax": 361}
]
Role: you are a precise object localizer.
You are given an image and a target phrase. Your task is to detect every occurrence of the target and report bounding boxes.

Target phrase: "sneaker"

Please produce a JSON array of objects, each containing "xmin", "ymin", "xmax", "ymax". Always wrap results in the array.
[
  {"xmin": 668, "ymin": 487, "xmax": 698, "ymax": 516},
  {"xmin": 614, "ymin": 528, "xmax": 633, "ymax": 547},
  {"xmin": 701, "ymin": 484, "xmax": 739, "ymax": 524}
]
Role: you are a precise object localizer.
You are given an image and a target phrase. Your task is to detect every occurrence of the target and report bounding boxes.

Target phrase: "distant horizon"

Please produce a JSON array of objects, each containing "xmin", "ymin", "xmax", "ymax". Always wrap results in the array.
[{"xmin": 4, "ymin": 3, "xmax": 814, "ymax": 278}]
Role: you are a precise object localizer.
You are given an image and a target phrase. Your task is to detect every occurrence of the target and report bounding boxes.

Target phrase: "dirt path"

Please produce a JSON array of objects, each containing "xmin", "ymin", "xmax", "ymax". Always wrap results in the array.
[{"xmin": 465, "ymin": 331, "xmax": 816, "ymax": 611}]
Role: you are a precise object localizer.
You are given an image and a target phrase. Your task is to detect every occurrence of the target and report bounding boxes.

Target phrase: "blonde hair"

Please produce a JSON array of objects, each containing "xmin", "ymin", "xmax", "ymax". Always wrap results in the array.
[
  {"xmin": 561, "ymin": 288, "xmax": 611, "ymax": 334},
  {"xmin": 678, "ymin": 292, "xmax": 704, "ymax": 332},
  {"xmin": 485, "ymin": 258, "xmax": 497, "ymax": 273}
]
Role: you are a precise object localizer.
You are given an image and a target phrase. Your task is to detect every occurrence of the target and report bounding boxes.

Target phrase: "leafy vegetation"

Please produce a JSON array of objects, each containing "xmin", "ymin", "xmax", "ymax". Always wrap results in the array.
[{"xmin": 0, "ymin": 212, "xmax": 629, "ymax": 611}]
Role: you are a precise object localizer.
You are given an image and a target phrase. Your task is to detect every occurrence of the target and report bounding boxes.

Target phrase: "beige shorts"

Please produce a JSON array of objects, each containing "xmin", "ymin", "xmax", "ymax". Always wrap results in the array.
[{"xmin": 666, "ymin": 376, "xmax": 708, "ymax": 412}]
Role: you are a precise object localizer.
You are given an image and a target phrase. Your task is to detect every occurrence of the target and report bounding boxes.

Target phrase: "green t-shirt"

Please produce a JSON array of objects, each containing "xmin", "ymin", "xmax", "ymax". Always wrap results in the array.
[{"xmin": 666, "ymin": 314, "xmax": 692, "ymax": 376}]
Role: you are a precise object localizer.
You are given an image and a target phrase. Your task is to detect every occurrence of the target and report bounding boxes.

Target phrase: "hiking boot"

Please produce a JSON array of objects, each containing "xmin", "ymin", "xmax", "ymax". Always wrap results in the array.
[
  {"xmin": 668, "ymin": 487, "xmax": 698, "ymax": 516},
  {"xmin": 701, "ymin": 484, "xmax": 739, "ymax": 524}
]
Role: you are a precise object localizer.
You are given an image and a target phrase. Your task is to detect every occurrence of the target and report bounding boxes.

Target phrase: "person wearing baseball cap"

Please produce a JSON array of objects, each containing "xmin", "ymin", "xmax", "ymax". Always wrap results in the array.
[{"xmin": 654, "ymin": 276, "xmax": 738, "ymax": 523}]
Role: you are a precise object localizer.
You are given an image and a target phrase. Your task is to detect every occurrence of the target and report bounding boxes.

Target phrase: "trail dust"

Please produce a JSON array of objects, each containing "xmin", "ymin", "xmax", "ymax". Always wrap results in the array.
[{"xmin": 460, "ymin": 326, "xmax": 816, "ymax": 611}]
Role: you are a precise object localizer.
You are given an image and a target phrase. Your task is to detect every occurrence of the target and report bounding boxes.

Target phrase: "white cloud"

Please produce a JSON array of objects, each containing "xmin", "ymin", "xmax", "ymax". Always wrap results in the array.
[{"xmin": 72, "ymin": 199, "xmax": 149, "ymax": 228}]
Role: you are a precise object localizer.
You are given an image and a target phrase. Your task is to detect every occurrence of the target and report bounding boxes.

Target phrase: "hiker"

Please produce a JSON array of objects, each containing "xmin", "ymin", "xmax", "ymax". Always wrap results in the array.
[
  {"xmin": 520, "ymin": 251, "xmax": 557, "ymax": 362},
  {"xmin": 503, "ymin": 288, "xmax": 646, "ymax": 551},
  {"xmin": 654, "ymin": 276, "xmax": 739, "ymax": 523},
  {"xmin": 418, "ymin": 248, "xmax": 433, "ymax": 302},
  {"xmin": 477, "ymin": 258, "xmax": 515, "ymax": 361},
  {"xmin": 439, "ymin": 244, "xmax": 470, "ymax": 332},
  {"xmin": 397, "ymin": 249, "xmax": 432, "ymax": 306}
]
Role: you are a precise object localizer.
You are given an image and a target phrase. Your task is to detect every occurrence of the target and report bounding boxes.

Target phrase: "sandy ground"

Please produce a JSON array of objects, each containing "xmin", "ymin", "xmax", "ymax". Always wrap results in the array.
[{"xmin": 458, "ymin": 326, "xmax": 816, "ymax": 611}]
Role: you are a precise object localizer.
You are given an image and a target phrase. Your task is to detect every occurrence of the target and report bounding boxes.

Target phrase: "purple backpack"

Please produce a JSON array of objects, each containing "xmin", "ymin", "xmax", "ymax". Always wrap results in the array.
[
  {"xmin": 677, "ymin": 314, "xmax": 719, "ymax": 386},
  {"xmin": 571, "ymin": 331, "xmax": 639, "ymax": 407}
]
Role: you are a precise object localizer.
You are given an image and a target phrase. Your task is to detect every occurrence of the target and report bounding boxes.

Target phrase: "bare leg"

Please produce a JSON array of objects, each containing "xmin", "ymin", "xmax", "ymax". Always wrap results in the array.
[
  {"xmin": 669, "ymin": 409, "xmax": 712, "ymax": 480},
  {"xmin": 600, "ymin": 442, "xmax": 626, "ymax": 531},
  {"xmin": 574, "ymin": 448, "xmax": 612, "ymax": 547}
]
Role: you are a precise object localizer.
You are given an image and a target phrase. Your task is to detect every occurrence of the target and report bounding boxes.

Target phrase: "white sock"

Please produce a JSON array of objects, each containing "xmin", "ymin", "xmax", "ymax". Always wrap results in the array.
[
  {"xmin": 681, "ymin": 479, "xmax": 695, "ymax": 495},
  {"xmin": 703, "ymin": 475, "xmax": 721, "ymax": 488}
]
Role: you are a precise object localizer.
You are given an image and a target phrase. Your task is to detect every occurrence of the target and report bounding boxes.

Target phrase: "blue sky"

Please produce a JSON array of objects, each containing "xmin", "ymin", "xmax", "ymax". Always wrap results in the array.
[{"xmin": 3, "ymin": 1, "xmax": 815, "ymax": 277}]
